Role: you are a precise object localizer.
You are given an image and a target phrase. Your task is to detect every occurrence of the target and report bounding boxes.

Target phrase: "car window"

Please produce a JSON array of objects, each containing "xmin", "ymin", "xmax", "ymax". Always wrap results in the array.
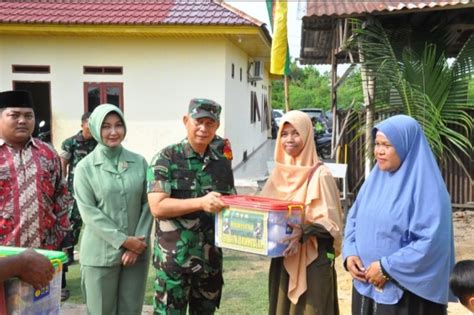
[
  {"xmin": 272, "ymin": 111, "xmax": 283, "ymax": 118},
  {"xmin": 303, "ymin": 111, "xmax": 322, "ymax": 120}
]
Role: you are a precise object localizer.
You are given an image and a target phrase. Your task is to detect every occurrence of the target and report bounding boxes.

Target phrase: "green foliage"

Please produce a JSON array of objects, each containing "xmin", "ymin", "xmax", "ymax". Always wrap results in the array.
[
  {"xmin": 353, "ymin": 20, "xmax": 473, "ymax": 169},
  {"xmin": 271, "ymin": 60, "xmax": 363, "ymax": 111},
  {"xmin": 470, "ymin": 80, "xmax": 474, "ymax": 100},
  {"xmin": 337, "ymin": 69, "xmax": 364, "ymax": 109}
]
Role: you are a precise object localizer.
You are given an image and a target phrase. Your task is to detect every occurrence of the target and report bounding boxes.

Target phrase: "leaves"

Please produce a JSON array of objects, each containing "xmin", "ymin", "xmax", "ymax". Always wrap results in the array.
[
  {"xmin": 353, "ymin": 20, "xmax": 473, "ymax": 173},
  {"xmin": 271, "ymin": 60, "xmax": 363, "ymax": 110}
]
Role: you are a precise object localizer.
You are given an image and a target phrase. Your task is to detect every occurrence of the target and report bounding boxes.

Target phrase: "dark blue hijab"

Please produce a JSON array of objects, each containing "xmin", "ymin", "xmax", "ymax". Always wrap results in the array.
[{"xmin": 343, "ymin": 115, "xmax": 455, "ymax": 304}]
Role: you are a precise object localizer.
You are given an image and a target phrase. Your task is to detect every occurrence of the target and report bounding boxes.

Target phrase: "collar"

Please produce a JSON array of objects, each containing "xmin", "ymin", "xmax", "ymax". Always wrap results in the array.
[
  {"xmin": 182, "ymin": 138, "xmax": 219, "ymax": 161},
  {"xmin": 91, "ymin": 147, "xmax": 136, "ymax": 174},
  {"xmin": 91, "ymin": 147, "xmax": 136, "ymax": 166},
  {"xmin": 75, "ymin": 131, "xmax": 95, "ymax": 143},
  {"xmin": 0, "ymin": 137, "xmax": 38, "ymax": 149}
]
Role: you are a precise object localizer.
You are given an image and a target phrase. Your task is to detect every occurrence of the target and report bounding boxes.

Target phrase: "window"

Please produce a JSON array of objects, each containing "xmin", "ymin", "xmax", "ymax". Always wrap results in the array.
[
  {"xmin": 261, "ymin": 94, "xmax": 270, "ymax": 131},
  {"xmin": 12, "ymin": 65, "xmax": 50, "ymax": 73},
  {"xmin": 84, "ymin": 82, "xmax": 123, "ymax": 113},
  {"xmin": 240, "ymin": 68, "xmax": 242, "ymax": 82},
  {"xmin": 250, "ymin": 91, "xmax": 260, "ymax": 124},
  {"xmin": 231, "ymin": 63, "xmax": 235, "ymax": 79},
  {"xmin": 84, "ymin": 66, "xmax": 123, "ymax": 75}
]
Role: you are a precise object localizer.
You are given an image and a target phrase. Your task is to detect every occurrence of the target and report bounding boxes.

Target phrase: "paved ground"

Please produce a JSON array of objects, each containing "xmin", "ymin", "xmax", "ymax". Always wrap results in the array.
[{"xmin": 233, "ymin": 139, "xmax": 275, "ymax": 189}]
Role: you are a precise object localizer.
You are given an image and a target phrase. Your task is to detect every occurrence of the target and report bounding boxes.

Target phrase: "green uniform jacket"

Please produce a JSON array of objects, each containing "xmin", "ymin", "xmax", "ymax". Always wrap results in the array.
[{"xmin": 74, "ymin": 147, "xmax": 152, "ymax": 267}]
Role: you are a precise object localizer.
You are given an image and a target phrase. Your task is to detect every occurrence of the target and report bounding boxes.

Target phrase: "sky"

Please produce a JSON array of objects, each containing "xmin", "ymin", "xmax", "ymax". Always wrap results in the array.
[{"xmin": 227, "ymin": 1, "xmax": 339, "ymax": 74}]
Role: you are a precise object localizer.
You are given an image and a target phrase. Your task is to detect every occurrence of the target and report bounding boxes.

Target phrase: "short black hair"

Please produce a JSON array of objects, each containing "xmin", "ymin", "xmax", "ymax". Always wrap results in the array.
[
  {"xmin": 81, "ymin": 112, "xmax": 91, "ymax": 122},
  {"xmin": 450, "ymin": 260, "xmax": 474, "ymax": 305}
]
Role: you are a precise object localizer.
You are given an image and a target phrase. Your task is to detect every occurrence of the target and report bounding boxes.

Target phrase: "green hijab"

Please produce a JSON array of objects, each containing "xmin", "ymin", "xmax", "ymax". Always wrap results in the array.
[{"xmin": 88, "ymin": 104, "xmax": 126, "ymax": 164}]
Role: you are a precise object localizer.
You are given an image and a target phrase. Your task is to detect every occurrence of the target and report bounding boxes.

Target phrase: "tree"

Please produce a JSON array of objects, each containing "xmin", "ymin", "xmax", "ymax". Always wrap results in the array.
[
  {"xmin": 353, "ymin": 20, "xmax": 473, "ymax": 172},
  {"xmin": 271, "ymin": 61, "xmax": 362, "ymax": 111}
]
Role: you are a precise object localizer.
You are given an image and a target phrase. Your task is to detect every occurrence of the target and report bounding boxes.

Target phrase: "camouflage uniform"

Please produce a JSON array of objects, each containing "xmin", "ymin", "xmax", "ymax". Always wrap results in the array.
[
  {"xmin": 60, "ymin": 131, "xmax": 97, "ymax": 246},
  {"xmin": 147, "ymin": 138, "xmax": 236, "ymax": 315}
]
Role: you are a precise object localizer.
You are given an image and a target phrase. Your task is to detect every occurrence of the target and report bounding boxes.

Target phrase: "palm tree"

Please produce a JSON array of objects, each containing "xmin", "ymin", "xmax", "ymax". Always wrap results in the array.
[{"xmin": 351, "ymin": 19, "xmax": 473, "ymax": 175}]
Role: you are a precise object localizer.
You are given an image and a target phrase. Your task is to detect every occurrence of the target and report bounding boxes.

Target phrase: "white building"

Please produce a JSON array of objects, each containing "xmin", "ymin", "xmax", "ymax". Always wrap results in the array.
[{"xmin": 0, "ymin": 0, "xmax": 274, "ymax": 165}]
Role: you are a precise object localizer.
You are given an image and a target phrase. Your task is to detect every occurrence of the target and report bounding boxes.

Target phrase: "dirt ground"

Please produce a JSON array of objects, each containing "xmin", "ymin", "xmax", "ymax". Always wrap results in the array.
[{"xmin": 336, "ymin": 210, "xmax": 474, "ymax": 315}]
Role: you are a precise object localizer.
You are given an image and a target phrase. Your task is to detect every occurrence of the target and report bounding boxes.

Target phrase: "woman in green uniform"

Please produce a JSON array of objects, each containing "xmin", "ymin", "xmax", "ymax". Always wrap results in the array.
[{"xmin": 74, "ymin": 104, "xmax": 152, "ymax": 315}]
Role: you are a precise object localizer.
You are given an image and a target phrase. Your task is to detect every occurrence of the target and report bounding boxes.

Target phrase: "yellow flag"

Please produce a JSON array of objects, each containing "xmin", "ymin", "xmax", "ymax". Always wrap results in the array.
[{"xmin": 267, "ymin": 0, "xmax": 290, "ymax": 75}]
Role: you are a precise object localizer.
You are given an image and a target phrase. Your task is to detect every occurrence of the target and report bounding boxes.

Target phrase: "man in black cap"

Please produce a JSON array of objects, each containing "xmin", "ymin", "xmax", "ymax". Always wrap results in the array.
[
  {"xmin": 147, "ymin": 98, "xmax": 236, "ymax": 314},
  {"xmin": 0, "ymin": 90, "xmax": 71, "ymax": 297}
]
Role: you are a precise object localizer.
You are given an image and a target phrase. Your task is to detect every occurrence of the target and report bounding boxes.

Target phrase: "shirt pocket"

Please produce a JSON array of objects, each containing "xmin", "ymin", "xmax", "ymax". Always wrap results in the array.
[{"xmin": 171, "ymin": 169, "xmax": 197, "ymax": 193}]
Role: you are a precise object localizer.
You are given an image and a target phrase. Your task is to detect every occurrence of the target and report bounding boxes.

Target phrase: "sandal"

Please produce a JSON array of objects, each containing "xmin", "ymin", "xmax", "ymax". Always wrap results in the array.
[{"xmin": 61, "ymin": 288, "xmax": 70, "ymax": 302}]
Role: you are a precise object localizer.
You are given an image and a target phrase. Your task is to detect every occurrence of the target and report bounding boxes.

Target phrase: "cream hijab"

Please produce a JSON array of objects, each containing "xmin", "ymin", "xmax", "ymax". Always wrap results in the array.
[{"xmin": 261, "ymin": 110, "xmax": 343, "ymax": 304}]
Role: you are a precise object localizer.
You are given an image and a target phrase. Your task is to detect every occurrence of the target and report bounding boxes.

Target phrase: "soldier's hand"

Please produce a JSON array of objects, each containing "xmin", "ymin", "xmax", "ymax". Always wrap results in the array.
[
  {"xmin": 121, "ymin": 250, "xmax": 138, "ymax": 267},
  {"xmin": 122, "ymin": 236, "xmax": 147, "ymax": 254},
  {"xmin": 18, "ymin": 249, "xmax": 55, "ymax": 290},
  {"xmin": 200, "ymin": 191, "xmax": 225, "ymax": 213}
]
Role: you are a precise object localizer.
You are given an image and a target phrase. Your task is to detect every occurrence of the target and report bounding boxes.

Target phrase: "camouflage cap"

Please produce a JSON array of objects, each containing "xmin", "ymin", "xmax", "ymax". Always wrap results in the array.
[{"xmin": 188, "ymin": 98, "xmax": 221, "ymax": 122}]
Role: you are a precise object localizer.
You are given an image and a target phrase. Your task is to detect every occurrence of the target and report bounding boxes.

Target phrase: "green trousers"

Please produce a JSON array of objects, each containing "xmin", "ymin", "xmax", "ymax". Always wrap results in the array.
[{"xmin": 81, "ymin": 260, "xmax": 149, "ymax": 315}]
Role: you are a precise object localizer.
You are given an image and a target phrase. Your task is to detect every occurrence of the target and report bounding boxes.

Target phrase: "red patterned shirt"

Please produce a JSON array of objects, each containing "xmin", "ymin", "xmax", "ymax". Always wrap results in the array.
[{"xmin": 0, "ymin": 138, "xmax": 71, "ymax": 250}]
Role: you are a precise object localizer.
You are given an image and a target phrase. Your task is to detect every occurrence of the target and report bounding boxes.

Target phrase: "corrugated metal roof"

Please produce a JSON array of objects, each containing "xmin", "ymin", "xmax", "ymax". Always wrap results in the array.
[
  {"xmin": 301, "ymin": 1, "xmax": 474, "ymax": 64},
  {"xmin": 306, "ymin": 0, "xmax": 473, "ymax": 17},
  {"xmin": 0, "ymin": 0, "xmax": 262, "ymax": 26}
]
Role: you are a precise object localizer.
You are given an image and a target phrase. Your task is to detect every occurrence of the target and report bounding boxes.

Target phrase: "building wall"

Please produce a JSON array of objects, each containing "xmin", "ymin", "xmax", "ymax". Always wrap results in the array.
[
  {"xmin": 223, "ymin": 40, "xmax": 271, "ymax": 168},
  {"xmin": 0, "ymin": 34, "xmax": 269, "ymax": 165},
  {"xmin": 0, "ymin": 35, "xmax": 225, "ymax": 161}
]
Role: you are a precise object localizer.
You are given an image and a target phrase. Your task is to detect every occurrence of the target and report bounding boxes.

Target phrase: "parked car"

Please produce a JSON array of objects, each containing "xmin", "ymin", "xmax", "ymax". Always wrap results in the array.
[
  {"xmin": 325, "ymin": 110, "xmax": 333, "ymax": 132},
  {"xmin": 272, "ymin": 109, "xmax": 284, "ymax": 128},
  {"xmin": 299, "ymin": 108, "xmax": 328, "ymax": 121},
  {"xmin": 300, "ymin": 108, "xmax": 330, "ymax": 130},
  {"xmin": 300, "ymin": 108, "xmax": 332, "ymax": 158}
]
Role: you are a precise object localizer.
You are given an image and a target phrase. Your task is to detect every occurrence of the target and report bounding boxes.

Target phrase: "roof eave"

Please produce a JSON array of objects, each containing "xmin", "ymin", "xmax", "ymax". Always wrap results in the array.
[{"xmin": 0, "ymin": 23, "xmax": 272, "ymax": 59}]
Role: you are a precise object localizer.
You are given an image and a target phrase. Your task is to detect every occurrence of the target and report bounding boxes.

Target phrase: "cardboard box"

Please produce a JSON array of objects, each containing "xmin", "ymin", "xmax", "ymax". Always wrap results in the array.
[
  {"xmin": 215, "ymin": 195, "xmax": 303, "ymax": 257},
  {"xmin": 0, "ymin": 246, "xmax": 66, "ymax": 315}
]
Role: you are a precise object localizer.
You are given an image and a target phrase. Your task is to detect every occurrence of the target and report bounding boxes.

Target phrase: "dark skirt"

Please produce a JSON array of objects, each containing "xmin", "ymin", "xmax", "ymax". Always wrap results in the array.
[
  {"xmin": 351, "ymin": 286, "xmax": 447, "ymax": 315},
  {"xmin": 268, "ymin": 252, "xmax": 339, "ymax": 315}
]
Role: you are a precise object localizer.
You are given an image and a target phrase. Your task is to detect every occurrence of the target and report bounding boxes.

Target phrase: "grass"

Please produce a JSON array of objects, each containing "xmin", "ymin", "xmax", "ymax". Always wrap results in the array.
[{"xmin": 65, "ymin": 249, "xmax": 270, "ymax": 313}]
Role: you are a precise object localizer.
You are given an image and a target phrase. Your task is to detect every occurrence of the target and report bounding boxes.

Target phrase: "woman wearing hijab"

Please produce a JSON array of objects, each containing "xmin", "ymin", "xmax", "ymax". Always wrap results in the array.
[
  {"xmin": 74, "ymin": 104, "xmax": 152, "ymax": 315},
  {"xmin": 343, "ymin": 115, "xmax": 455, "ymax": 314},
  {"xmin": 261, "ymin": 110, "xmax": 343, "ymax": 315}
]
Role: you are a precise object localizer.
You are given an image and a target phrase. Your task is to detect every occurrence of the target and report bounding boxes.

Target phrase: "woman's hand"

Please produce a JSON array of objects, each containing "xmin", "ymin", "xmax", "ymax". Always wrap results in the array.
[
  {"xmin": 281, "ymin": 223, "xmax": 303, "ymax": 257},
  {"xmin": 122, "ymin": 236, "xmax": 147, "ymax": 254},
  {"xmin": 346, "ymin": 256, "xmax": 367, "ymax": 282},
  {"xmin": 365, "ymin": 261, "xmax": 387, "ymax": 290},
  {"xmin": 122, "ymin": 250, "xmax": 139, "ymax": 267}
]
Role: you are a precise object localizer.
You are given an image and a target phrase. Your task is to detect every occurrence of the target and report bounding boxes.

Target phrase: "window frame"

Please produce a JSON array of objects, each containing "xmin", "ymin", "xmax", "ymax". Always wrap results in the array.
[
  {"xmin": 12, "ymin": 65, "xmax": 50, "ymax": 74},
  {"xmin": 83, "ymin": 66, "xmax": 123, "ymax": 75},
  {"xmin": 83, "ymin": 82, "xmax": 124, "ymax": 112}
]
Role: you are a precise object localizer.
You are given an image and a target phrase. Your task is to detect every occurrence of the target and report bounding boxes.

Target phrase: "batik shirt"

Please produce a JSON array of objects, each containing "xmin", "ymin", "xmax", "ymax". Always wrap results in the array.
[
  {"xmin": 147, "ymin": 138, "xmax": 236, "ymax": 277},
  {"xmin": 0, "ymin": 138, "xmax": 71, "ymax": 250},
  {"xmin": 60, "ymin": 131, "xmax": 97, "ymax": 192}
]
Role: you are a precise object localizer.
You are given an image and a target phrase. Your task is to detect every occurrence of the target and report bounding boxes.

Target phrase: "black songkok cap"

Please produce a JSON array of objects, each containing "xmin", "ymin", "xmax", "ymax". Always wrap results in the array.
[{"xmin": 0, "ymin": 90, "xmax": 34, "ymax": 109}]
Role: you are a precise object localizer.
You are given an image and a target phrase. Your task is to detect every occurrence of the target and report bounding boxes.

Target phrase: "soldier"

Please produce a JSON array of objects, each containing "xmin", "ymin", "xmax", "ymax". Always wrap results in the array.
[
  {"xmin": 147, "ymin": 98, "xmax": 236, "ymax": 314},
  {"xmin": 60, "ymin": 112, "xmax": 97, "ymax": 262}
]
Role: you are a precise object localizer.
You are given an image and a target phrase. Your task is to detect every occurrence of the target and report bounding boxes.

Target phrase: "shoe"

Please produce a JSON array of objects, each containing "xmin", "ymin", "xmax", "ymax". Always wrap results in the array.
[{"xmin": 61, "ymin": 288, "xmax": 70, "ymax": 302}]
